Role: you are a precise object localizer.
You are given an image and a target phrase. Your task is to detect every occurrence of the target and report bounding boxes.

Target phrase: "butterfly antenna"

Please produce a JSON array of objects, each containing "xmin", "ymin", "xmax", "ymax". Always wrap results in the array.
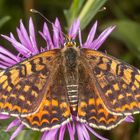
[
  {"xmin": 98, "ymin": 7, "xmax": 106, "ymax": 12},
  {"xmin": 30, "ymin": 9, "xmax": 68, "ymax": 39}
]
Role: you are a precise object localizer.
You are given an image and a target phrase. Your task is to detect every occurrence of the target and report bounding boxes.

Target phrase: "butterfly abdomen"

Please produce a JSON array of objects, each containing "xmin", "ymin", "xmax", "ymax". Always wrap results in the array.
[{"xmin": 67, "ymin": 84, "xmax": 78, "ymax": 113}]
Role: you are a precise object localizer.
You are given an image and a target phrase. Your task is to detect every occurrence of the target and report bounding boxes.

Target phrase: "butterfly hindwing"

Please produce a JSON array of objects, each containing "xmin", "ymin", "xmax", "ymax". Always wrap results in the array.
[
  {"xmin": 21, "ymin": 66, "xmax": 71, "ymax": 131},
  {"xmin": 0, "ymin": 50, "xmax": 59, "ymax": 117},
  {"xmin": 77, "ymin": 63, "xmax": 125, "ymax": 130},
  {"xmin": 82, "ymin": 49, "xmax": 140, "ymax": 115}
]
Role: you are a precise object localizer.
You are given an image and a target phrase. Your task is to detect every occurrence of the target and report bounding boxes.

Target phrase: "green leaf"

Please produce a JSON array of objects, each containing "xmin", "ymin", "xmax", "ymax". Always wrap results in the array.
[
  {"xmin": 16, "ymin": 130, "xmax": 41, "ymax": 140},
  {"xmin": 0, "ymin": 16, "xmax": 11, "ymax": 28},
  {"xmin": 105, "ymin": 20, "xmax": 140, "ymax": 59},
  {"xmin": 64, "ymin": 0, "xmax": 107, "ymax": 30},
  {"xmin": 79, "ymin": 0, "xmax": 107, "ymax": 30},
  {"xmin": 64, "ymin": 0, "xmax": 85, "ymax": 28},
  {"xmin": 0, "ymin": 131, "xmax": 9, "ymax": 140}
]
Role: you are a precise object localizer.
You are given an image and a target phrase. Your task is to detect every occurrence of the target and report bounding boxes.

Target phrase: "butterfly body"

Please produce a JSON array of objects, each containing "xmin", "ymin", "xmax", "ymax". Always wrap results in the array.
[
  {"xmin": 61, "ymin": 46, "xmax": 79, "ymax": 114},
  {"xmin": 0, "ymin": 39, "xmax": 140, "ymax": 131}
]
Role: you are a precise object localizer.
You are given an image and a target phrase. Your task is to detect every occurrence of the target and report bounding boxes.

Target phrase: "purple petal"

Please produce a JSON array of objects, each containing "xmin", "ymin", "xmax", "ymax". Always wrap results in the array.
[
  {"xmin": 125, "ymin": 116, "xmax": 134, "ymax": 123},
  {"xmin": 42, "ymin": 22, "xmax": 54, "ymax": 50},
  {"xmin": 84, "ymin": 21, "xmax": 98, "ymax": 48},
  {"xmin": 41, "ymin": 131, "xmax": 49, "ymax": 140},
  {"xmin": 0, "ymin": 60, "xmax": 14, "ymax": 67},
  {"xmin": 29, "ymin": 17, "xmax": 39, "ymax": 54},
  {"xmin": 81, "ymin": 123, "xmax": 90, "ymax": 140},
  {"xmin": 78, "ymin": 29, "xmax": 82, "ymax": 47},
  {"xmin": 0, "ymin": 64, "xmax": 8, "ymax": 69},
  {"xmin": 55, "ymin": 18, "xmax": 64, "ymax": 44},
  {"xmin": 10, "ymin": 33, "xmax": 32, "ymax": 57},
  {"xmin": 42, "ymin": 128, "xmax": 59, "ymax": 140},
  {"xmin": 59, "ymin": 125, "xmax": 66, "ymax": 140},
  {"xmin": 0, "ymin": 46, "xmax": 19, "ymax": 62},
  {"xmin": 76, "ymin": 123, "xmax": 90, "ymax": 140},
  {"xmin": 39, "ymin": 31, "xmax": 51, "ymax": 51},
  {"xmin": 76, "ymin": 123, "xmax": 85, "ymax": 140},
  {"xmin": 69, "ymin": 19, "xmax": 80, "ymax": 39},
  {"xmin": 85, "ymin": 124, "xmax": 109, "ymax": 140},
  {"xmin": 43, "ymin": 23, "xmax": 53, "ymax": 48},
  {"xmin": 72, "ymin": 122, "xmax": 76, "ymax": 135},
  {"xmin": 53, "ymin": 18, "xmax": 60, "ymax": 48},
  {"xmin": 1, "ymin": 34, "xmax": 31, "ymax": 57},
  {"xmin": 9, "ymin": 124, "xmax": 24, "ymax": 140},
  {"xmin": 16, "ymin": 28, "xmax": 33, "ymax": 52},
  {"xmin": 19, "ymin": 20, "xmax": 32, "ymax": 49},
  {"xmin": 6, "ymin": 119, "xmax": 20, "ymax": 132},
  {"xmin": 0, "ymin": 53, "xmax": 16, "ymax": 65},
  {"xmin": 92, "ymin": 26, "xmax": 115, "ymax": 50},
  {"xmin": 39, "ymin": 31, "xmax": 46, "ymax": 41},
  {"xmin": 0, "ymin": 114, "xmax": 10, "ymax": 119},
  {"xmin": 67, "ymin": 123, "xmax": 75, "ymax": 140}
]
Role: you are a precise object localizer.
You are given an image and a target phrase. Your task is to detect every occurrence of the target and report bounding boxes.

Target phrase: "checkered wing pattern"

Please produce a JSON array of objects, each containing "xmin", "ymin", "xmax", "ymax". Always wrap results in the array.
[
  {"xmin": 0, "ymin": 50, "xmax": 59, "ymax": 117},
  {"xmin": 20, "ymin": 66, "xmax": 71, "ymax": 131},
  {"xmin": 82, "ymin": 49, "xmax": 140, "ymax": 115},
  {"xmin": 77, "ymin": 63, "xmax": 125, "ymax": 130}
]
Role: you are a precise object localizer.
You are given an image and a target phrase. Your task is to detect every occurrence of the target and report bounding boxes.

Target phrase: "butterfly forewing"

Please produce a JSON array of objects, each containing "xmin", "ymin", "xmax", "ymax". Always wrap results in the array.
[
  {"xmin": 0, "ymin": 50, "xmax": 59, "ymax": 117},
  {"xmin": 82, "ymin": 49, "xmax": 140, "ymax": 115}
]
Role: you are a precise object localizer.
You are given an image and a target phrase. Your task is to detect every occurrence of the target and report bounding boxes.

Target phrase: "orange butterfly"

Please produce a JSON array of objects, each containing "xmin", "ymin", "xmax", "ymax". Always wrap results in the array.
[{"xmin": 0, "ymin": 36, "xmax": 139, "ymax": 132}]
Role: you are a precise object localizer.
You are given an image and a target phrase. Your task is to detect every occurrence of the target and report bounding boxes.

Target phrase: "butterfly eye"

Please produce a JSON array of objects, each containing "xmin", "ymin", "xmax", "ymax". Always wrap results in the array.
[
  {"xmin": 64, "ymin": 38, "xmax": 76, "ymax": 47},
  {"xmin": 64, "ymin": 42, "xmax": 67, "ymax": 47},
  {"xmin": 72, "ymin": 40, "xmax": 76, "ymax": 46}
]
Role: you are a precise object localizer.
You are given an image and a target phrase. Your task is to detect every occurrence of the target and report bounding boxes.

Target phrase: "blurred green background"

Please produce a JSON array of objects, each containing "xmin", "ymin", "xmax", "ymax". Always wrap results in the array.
[{"xmin": 0, "ymin": 0, "xmax": 140, "ymax": 140}]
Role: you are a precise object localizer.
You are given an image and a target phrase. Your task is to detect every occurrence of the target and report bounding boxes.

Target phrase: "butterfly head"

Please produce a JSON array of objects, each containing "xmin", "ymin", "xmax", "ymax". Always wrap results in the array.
[{"xmin": 64, "ymin": 35, "xmax": 76, "ymax": 48}]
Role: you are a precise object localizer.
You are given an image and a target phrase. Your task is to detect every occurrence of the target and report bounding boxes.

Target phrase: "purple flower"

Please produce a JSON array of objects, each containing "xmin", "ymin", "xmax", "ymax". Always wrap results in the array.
[{"xmin": 0, "ymin": 18, "xmax": 134, "ymax": 140}]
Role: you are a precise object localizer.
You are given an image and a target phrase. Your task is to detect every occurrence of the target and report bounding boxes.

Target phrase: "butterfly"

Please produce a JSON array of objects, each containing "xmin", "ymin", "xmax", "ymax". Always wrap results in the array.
[{"xmin": 0, "ymin": 37, "xmax": 140, "ymax": 132}]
